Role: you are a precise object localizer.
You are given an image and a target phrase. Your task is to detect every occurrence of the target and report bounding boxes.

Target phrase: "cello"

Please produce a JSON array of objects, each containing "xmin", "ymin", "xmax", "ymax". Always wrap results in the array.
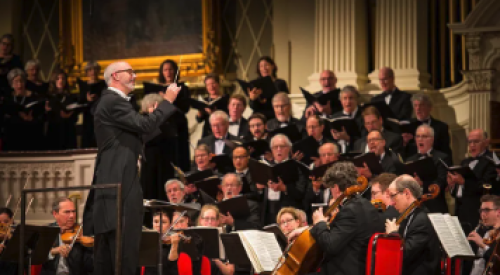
[{"xmin": 272, "ymin": 176, "xmax": 369, "ymax": 275}]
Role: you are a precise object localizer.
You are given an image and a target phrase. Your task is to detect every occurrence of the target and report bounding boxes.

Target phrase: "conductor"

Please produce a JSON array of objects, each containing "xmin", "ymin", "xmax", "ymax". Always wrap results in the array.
[{"xmin": 82, "ymin": 61, "xmax": 181, "ymax": 275}]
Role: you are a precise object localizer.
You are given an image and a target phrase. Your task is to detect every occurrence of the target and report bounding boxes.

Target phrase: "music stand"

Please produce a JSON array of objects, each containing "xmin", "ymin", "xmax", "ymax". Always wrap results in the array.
[
  {"xmin": 1, "ymin": 225, "xmax": 59, "ymax": 271},
  {"xmin": 143, "ymin": 200, "xmax": 200, "ymax": 275}
]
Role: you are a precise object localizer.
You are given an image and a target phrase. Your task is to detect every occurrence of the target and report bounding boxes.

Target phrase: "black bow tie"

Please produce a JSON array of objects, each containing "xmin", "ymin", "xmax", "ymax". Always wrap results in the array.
[
  {"xmin": 417, "ymin": 153, "xmax": 428, "ymax": 159},
  {"xmin": 229, "ymin": 121, "xmax": 239, "ymax": 126},
  {"xmin": 418, "ymin": 119, "xmax": 430, "ymax": 125},
  {"xmin": 383, "ymin": 91, "xmax": 392, "ymax": 97}
]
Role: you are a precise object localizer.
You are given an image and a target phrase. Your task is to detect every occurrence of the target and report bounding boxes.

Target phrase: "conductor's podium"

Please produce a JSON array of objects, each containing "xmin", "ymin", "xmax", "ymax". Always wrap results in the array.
[{"xmin": 366, "ymin": 233, "xmax": 403, "ymax": 275}]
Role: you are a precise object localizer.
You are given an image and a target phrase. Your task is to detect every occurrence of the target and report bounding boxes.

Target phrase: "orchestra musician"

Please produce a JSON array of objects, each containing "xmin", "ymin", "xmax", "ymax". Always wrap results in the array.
[
  {"xmin": 40, "ymin": 198, "xmax": 93, "ymax": 275},
  {"xmin": 276, "ymin": 207, "xmax": 301, "ymax": 236},
  {"xmin": 467, "ymin": 195, "xmax": 500, "ymax": 275},
  {"xmin": 385, "ymin": 175, "xmax": 441, "ymax": 275},
  {"xmin": 0, "ymin": 207, "xmax": 17, "ymax": 275},
  {"xmin": 370, "ymin": 173, "xmax": 399, "ymax": 220},
  {"xmin": 289, "ymin": 162, "xmax": 385, "ymax": 275}
]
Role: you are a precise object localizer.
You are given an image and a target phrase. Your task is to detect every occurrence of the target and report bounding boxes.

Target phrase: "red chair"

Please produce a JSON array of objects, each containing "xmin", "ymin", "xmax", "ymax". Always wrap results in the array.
[
  {"xmin": 141, "ymin": 266, "xmax": 145, "ymax": 275},
  {"xmin": 177, "ymin": 252, "xmax": 193, "ymax": 275},
  {"xmin": 366, "ymin": 233, "xmax": 403, "ymax": 275},
  {"xmin": 201, "ymin": 256, "xmax": 211, "ymax": 275},
  {"xmin": 30, "ymin": 265, "xmax": 43, "ymax": 275}
]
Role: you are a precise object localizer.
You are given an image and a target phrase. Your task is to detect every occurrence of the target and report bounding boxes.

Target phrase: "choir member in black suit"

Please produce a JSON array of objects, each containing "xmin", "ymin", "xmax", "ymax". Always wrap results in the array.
[
  {"xmin": 164, "ymin": 179, "xmax": 189, "ymax": 204},
  {"xmin": 385, "ymin": 175, "xmax": 441, "ymax": 275},
  {"xmin": 79, "ymin": 61, "xmax": 106, "ymax": 148},
  {"xmin": 266, "ymin": 92, "xmax": 305, "ymax": 134},
  {"xmin": 198, "ymin": 111, "xmax": 242, "ymax": 156},
  {"xmin": 330, "ymin": 85, "xmax": 364, "ymax": 153},
  {"xmin": 0, "ymin": 207, "xmax": 18, "ymax": 275},
  {"xmin": 302, "ymin": 70, "xmax": 342, "ymax": 120},
  {"xmin": 370, "ymin": 173, "xmax": 399, "ymax": 220},
  {"xmin": 303, "ymin": 142, "xmax": 340, "ymax": 223},
  {"xmin": 186, "ymin": 144, "xmax": 216, "ymax": 202},
  {"xmin": 0, "ymin": 34, "xmax": 23, "ymax": 95},
  {"xmin": 45, "ymin": 69, "xmax": 78, "ymax": 150},
  {"xmin": 371, "ymin": 67, "xmax": 413, "ymax": 121},
  {"xmin": 289, "ymin": 161, "xmax": 385, "ymax": 275},
  {"xmin": 232, "ymin": 146, "xmax": 261, "ymax": 201},
  {"xmin": 82, "ymin": 61, "xmax": 181, "ymax": 275},
  {"xmin": 144, "ymin": 211, "xmax": 180, "ymax": 275},
  {"xmin": 406, "ymin": 125, "xmax": 451, "ymax": 213},
  {"xmin": 2, "ymin": 68, "xmax": 44, "ymax": 151},
  {"xmin": 227, "ymin": 94, "xmax": 249, "ymax": 139},
  {"xmin": 25, "ymin": 59, "xmax": 49, "ymax": 96},
  {"xmin": 244, "ymin": 113, "xmax": 272, "ymax": 160},
  {"xmin": 449, "ymin": 129, "xmax": 498, "ymax": 234},
  {"xmin": 196, "ymin": 205, "xmax": 236, "ymax": 275},
  {"xmin": 305, "ymin": 115, "xmax": 335, "ymax": 146},
  {"xmin": 467, "ymin": 195, "xmax": 500, "ymax": 275},
  {"xmin": 219, "ymin": 173, "xmax": 261, "ymax": 232},
  {"xmin": 248, "ymin": 56, "xmax": 289, "ymax": 119},
  {"xmin": 357, "ymin": 130, "xmax": 402, "ymax": 180},
  {"xmin": 196, "ymin": 73, "xmax": 229, "ymax": 138},
  {"xmin": 259, "ymin": 134, "xmax": 308, "ymax": 225},
  {"xmin": 401, "ymin": 93, "xmax": 452, "ymax": 160},
  {"xmin": 157, "ymin": 59, "xmax": 192, "ymax": 171},
  {"xmin": 353, "ymin": 106, "xmax": 403, "ymax": 153},
  {"xmin": 40, "ymin": 198, "xmax": 93, "ymax": 275}
]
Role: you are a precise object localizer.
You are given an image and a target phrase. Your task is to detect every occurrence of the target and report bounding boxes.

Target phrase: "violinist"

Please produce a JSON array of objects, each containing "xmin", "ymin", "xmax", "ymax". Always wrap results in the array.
[
  {"xmin": 288, "ymin": 162, "xmax": 384, "ymax": 275},
  {"xmin": 40, "ymin": 198, "xmax": 93, "ymax": 275},
  {"xmin": 0, "ymin": 207, "xmax": 17, "ymax": 275},
  {"xmin": 370, "ymin": 173, "xmax": 398, "ymax": 220},
  {"xmin": 197, "ymin": 205, "xmax": 235, "ymax": 275},
  {"xmin": 385, "ymin": 175, "xmax": 440, "ymax": 275},
  {"xmin": 468, "ymin": 195, "xmax": 500, "ymax": 275},
  {"xmin": 143, "ymin": 211, "xmax": 179, "ymax": 275}
]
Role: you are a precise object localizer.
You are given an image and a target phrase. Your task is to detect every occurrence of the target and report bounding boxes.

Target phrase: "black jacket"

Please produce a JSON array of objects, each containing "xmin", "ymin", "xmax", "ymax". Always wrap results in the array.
[
  {"xmin": 197, "ymin": 133, "xmax": 242, "ymax": 156},
  {"xmin": 397, "ymin": 207, "xmax": 441, "ymax": 275},
  {"xmin": 195, "ymin": 95, "xmax": 230, "ymax": 138},
  {"xmin": 370, "ymin": 88, "xmax": 413, "ymax": 121},
  {"xmin": 310, "ymin": 197, "xmax": 385, "ymax": 275},
  {"xmin": 249, "ymin": 78, "xmax": 289, "ymax": 120},
  {"xmin": 224, "ymin": 199, "xmax": 261, "ymax": 232}
]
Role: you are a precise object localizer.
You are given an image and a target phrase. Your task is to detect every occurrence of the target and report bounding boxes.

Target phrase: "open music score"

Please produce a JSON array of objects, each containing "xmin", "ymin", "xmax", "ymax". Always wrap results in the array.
[{"xmin": 428, "ymin": 213, "xmax": 475, "ymax": 258}]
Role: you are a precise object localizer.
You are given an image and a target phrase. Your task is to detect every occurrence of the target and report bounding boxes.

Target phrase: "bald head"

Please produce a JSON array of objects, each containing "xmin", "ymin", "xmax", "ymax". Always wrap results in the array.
[
  {"xmin": 378, "ymin": 67, "xmax": 396, "ymax": 92},
  {"xmin": 468, "ymin": 129, "xmax": 488, "ymax": 157},
  {"xmin": 103, "ymin": 61, "xmax": 136, "ymax": 94},
  {"xmin": 319, "ymin": 70, "xmax": 337, "ymax": 92}
]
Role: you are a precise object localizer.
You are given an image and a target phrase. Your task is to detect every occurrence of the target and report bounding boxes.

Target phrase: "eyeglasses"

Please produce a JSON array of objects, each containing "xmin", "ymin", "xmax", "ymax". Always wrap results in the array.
[
  {"xmin": 249, "ymin": 123, "xmax": 263, "ymax": 129},
  {"xmin": 233, "ymin": 155, "xmax": 248, "ymax": 160},
  {"xmin": 201, "ymin": 217, "xmax": 218, "ymax": 222},
  {"xmin": 114, "ymin": 69, "xmax": 136, "ymax": 76},
  {"xmin": 367, "ymin": 138, "xmax": 383, "ymax": 143},
  {"xmin": 273, "ymin": 104, "xmax": 289, "ymax": 110},
  {"xmin": 415, "ymin": 135, "xmax": 431, "ymax": 139},
  {"xmin": 468, "ymin": 139, "xmax": 482, "ymax": 144},
  {"xmin": 279, "ymin": 218, "xmax": 296, "ymax": 226},
  {"xmin": 319, "ymin": 152, "xmax": 336, "ymax": 158},
  {"xmin": 479, "ymin": 208, "xmax": 498, "ymax": 214},
  {"xmin": 388, "ymin": 191, "xmax": 402, "ymax": 200},
  {"xmin": 222, "ymin": 183, "xmax": 239, "ymax": 188},
  {"xmin": 194, "ymin": 154, "xmax": 208, "ymax": 158},
  {"xmin": 271, "ymin": 145, "xmax": 289, "ymax": 150}
]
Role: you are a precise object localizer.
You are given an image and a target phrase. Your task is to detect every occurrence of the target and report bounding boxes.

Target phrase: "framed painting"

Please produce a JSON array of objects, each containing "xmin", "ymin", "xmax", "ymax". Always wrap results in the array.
[{"xmin": 59, "ymin": 0, "xmax": 217, "ymax": 80}]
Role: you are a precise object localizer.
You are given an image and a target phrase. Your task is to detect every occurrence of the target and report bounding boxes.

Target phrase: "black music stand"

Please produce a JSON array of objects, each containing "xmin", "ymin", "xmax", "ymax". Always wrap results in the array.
[{"xmin": 143, "ymin": 200, "xmax": 200, "ymax": 275}]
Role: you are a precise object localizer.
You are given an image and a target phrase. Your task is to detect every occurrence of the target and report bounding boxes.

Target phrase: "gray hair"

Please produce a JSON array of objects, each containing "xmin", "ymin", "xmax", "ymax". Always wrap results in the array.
[
  {"xmin": 318, "ymin": 142, "xmax": 339, "ymax": 155},
  {"xmin": 24, "ymin": 59, "xmax": 41, "ymax": 71},
  {"xmin": 272, "ymin": 92, "xmax": 291, "ymax": 105},
  {"xmin": 323, "ymin": 161, "xmax": 358, "ymax": 190},
  {"xmin": 51, "ymin": 197, "xmax": 72, "ymax": 213},
  {"xmin": 411, "ymin": 93, "xmax": 433, "ymax": 107},
  {"xmin": 141, "ymin": 93, "xmax": 164, "ymax": 113},
  {"xmin": 209, "ymin": 110, "xmax": 229, "ymax": 124},
  {"xmin": 103, "ymin": 61, "xmax": 130, "ymax": 85},
  {"xmin": 7, "ymin": 68, "xmax": 26, "ymax": 85},
  {"xmin": 270, "ymin": 134, "xmax": 292, "ymax": 148},
  {"xmin": 416, "ymin": 124, "xmax": 435, "ymax": 137},
  {"xmin": 85, "ymin": 61, "xmax": 101, "ymax": 72},
  {"xmin": 339, "ymin": 85, "xmax": 360, "ymax": 99},
  {"xmin": 222, "ymin": 173, "xmax": 242, "ymax": 186},
  {"xmin": 164, "ymin": 179, "xmax": 185, "ymax": 191},
  {"xmin": 393, "ymin": 175, "xmax": 422, "ymax": 199}
]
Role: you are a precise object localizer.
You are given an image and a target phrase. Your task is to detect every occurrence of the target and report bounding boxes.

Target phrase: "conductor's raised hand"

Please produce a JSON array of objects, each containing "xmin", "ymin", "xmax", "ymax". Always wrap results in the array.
[{"xmin": 163, "ymin": 83, "xmax": 181, "ymax": 103}]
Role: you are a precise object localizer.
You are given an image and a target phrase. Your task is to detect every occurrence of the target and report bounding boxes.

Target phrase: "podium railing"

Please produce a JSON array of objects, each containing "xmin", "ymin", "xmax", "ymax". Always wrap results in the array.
[{"xmin": 18, "ymin": 184, "xmax": 122, "ymax": 275}]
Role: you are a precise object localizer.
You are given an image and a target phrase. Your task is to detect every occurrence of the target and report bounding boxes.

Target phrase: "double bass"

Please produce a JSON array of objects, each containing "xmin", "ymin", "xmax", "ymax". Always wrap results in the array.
[{"xmin": 272, "ymin": 176, "xmax": 369, "ymax": 275}]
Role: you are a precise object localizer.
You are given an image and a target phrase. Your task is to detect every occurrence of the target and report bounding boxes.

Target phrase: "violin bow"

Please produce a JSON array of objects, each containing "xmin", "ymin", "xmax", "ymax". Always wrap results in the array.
[
  {"xmin": 69, "ymin": 223, "xmax": 84, "ymax": 249},
  {"xmin": 162, "ymin": 210, "xmax": 187, "ymax": 239},
  {"xmin": 174, "ymin": 56, "xmax": 183, "ymax": 84}
]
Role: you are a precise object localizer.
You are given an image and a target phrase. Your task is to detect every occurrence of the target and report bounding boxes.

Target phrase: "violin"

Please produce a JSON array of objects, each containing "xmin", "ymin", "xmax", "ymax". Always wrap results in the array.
[
  {"xmin": 371, "ymin": 199, "xmax": 387, "ymax": 212},
  {"xmin": 61, "ymin": 224, "xmax": 94, "ymax": 248},
  {"xmin": 0, "ymin": 223, "xmax": 13, "ymax": 240},
  {"xmin": 161, "ymin": 231, "xmax": 192, "ymax": 245},
  {"xmin": 484, "ymin": 228, "xmax": 500, "ymax": 245}
]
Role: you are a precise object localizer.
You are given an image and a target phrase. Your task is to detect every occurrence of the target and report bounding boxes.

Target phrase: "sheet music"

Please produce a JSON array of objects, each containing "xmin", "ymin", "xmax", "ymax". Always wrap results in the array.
[
  {"xmin": 428, "ymin": 214, "xmax": 474, "ymax": 258},
  {"xmin": 238, "ymin": 231, "xmax": 282, "ymax": 273}
]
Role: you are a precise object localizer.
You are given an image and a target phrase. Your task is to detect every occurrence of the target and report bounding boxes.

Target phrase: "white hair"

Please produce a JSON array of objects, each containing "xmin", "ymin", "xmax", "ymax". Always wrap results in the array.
[
  {"xmin": 103, "ymin": 61, "xmax": 130, "ymax": 85},
  {"xmin": 270, "ymin": 134, "xmax": 292, "ymax": 148},
  {"xmin": 165, "ymin": 179, "xmax": 185, "ymax": 191},
  {"xmin": 318, "ymin": 142, "xmax": 339, "ymax": 155},
  {"xmin": 222, "ymin": 173, "xmax": 242, "ymax": 186},
  {"xmin": 209, "ymin": 110, "xmax": 229, "ymax": 124},
  {"xmin": 416, "ymin": 124, "xmax": 435, "ymax": 137},
  {"xmin": 25, "ymin": 59, "xmax": 41, "ymax": 71}
]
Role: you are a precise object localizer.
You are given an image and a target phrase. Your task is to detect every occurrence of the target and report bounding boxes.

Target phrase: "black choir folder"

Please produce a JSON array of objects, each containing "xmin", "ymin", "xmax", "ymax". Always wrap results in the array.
[
  {"xmin": 386, "ymin": 118, "xmax": 418, "ymax": 134},
  {"xmin": 237, "ymin": 76, "xmax": 278, "ymax": 99},
  {"xmin": 427, "ymin": 213, "xmax": 476, "ymax": 259},
  {"xmin": 340, "ymin": 152, "xmax": 384, "ymax": 175},
  {"xmin": 325, "ymin": 117, "xmax": 361, "ymax": 138},
  {"xmin": 248, "ymin": 159, "xmax": 303, "ymax": 184},
  {"xmin": 269, "ymin": 124, "xmax": 302, "ymax": 143},
  {"xmin": 220, "ymin": 230, "xmax": 283, "ymax": 274},
  {"xmin": 183, "ymin": 227, "xmax": 225, "ymax": 259},
  {"xmin": 190, "ymin": 96, "xmax": 227, "ymax": 111},
  {"xmin": 244, "ymin": 139, "xmax": 270, "ymax": 158},
  {"xmin": 292, "ymin": 136, "xmax": 320, "ymax": 165},
  {"xmin": 439, "ymin": 159, "xmax": 477, "ymax": 179},
  {"xmin": 217, "ymin": 196, "xmax": 250, "ymax": 219},
  {"xmin": 403, "ymin": 157, "xmax": 437, "ymax": 182},
  {"xmin": 76, "ymin": 78, "xmax": 107, "ymax": 96},
  {"xmin": 300, "ymin": 87, "xmax": 334, "ymax": 106}
]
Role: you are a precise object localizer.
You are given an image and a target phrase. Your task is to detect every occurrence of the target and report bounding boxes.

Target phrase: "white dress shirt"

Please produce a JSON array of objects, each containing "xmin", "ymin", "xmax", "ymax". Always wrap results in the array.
[{"xmin": 108, "ymin": 87, "xmax": 131, "ymax": 101}]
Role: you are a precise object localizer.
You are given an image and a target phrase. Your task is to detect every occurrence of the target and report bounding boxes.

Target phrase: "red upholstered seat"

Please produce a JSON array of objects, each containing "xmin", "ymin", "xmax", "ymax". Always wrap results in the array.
[
  {"xmin": 366, "ymin": 233, "xmax": 403, "ymax": 275},
  {"xmin": 178, "ymin": 252, "xmax": 193, "ymax": 275},
  {"xmin": 201, "ymin": 256, "xmax": 211, "ymax": 275},
  {"xmin": 30, "ymin": 265, "xmax": 43, "ymax": 275},
  {"xmin": 141, "ymin": 266, "xmax": 145, "ymax": 275}
]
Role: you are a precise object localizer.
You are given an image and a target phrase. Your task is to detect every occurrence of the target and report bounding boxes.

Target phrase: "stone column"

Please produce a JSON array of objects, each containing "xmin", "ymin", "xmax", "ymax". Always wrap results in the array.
[
  {"xmin": 306, "ymin": 0, "xmax": 369, "ymax": 91},
  {"xmin": 367, "ymin": 0, "xmax": 431, "ymax": 90},
  {"xmin": 463, "ymin": 69, "xmax": 494, "ymax": 133}
]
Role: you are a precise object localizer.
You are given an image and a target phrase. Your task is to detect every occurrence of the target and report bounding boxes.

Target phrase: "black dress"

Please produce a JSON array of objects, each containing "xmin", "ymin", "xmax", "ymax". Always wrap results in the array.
[
  {"xmin": 2, "ymin": 93, "xmax": 45, "ymax": 151},
  {"xmin": 0, "ymin": 55, "xmax": 23, "ymax": 96},
  {"xmin": 78, "ymin": 79, "xmax": 107, "ymax": 148},
  {"xmin": 25, "ymin": 80, "xmax": 49, "ymax": 97},
  {"xmin": 45, "ymin": 93, "xmax": 79, "ymax": 150},
  {"xmin": 249, "ymin": 78, "xmax": 289, "ymax": 120}
]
